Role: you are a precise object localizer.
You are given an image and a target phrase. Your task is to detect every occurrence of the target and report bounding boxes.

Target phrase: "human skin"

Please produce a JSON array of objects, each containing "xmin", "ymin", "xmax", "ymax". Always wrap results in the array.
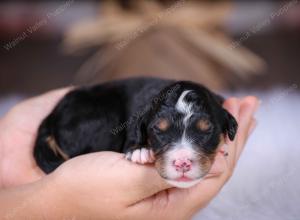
[{"xmin": 0, "ymin": 88, "xmax": 258, "ymax": 220}]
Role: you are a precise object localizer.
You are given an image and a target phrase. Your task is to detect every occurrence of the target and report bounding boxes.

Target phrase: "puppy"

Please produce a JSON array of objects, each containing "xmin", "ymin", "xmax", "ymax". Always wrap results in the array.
[{"xmin": 34, "ymin": 77, "xmax": 237, "ymax": 188}]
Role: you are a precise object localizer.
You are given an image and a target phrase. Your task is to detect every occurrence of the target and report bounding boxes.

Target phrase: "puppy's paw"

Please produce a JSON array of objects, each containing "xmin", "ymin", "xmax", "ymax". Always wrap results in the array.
[{"xmin": 125, "ymin": 148, "xmax": 155, "ymax": 164}]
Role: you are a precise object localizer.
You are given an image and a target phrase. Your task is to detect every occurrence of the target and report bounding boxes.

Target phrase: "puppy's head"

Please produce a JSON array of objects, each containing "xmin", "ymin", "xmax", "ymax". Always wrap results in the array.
[{"xmin": 138, "ymin": 82, "xmax": 238, "ymax": 188}]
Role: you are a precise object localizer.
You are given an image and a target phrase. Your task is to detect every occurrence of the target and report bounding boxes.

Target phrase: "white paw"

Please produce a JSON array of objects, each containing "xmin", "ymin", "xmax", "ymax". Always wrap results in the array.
[{"xmin": 125, "ymin": 148, "xmax": 155, "ymax": 164}]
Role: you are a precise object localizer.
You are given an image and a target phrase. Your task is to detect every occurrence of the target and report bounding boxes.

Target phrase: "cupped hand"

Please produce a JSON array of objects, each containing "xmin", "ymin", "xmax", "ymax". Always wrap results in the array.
[
  {"xmin": 48, "ymin": 96, "xmax": 259, "ymax": 220},
  {"xmin": 0, "ymin": 88, "xmax": 258, "ymax": 220}
]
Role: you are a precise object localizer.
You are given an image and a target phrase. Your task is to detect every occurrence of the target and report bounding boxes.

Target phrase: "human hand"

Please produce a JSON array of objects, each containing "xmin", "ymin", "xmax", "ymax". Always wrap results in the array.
[
  {"xmin": 0, "ymin": 88, "xmax": 258, "ymax": 219},
  {"xmin": 46, "ymin": 96, "xmax": 258, "ymax": 220},
  {"xmin": 0, "ymin": 88, "xmax": 71, "ymax": 188}
]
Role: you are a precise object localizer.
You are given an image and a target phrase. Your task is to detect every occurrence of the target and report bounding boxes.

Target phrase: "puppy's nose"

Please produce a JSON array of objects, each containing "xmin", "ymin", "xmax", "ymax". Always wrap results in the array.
[{"xmin": 173, "ymin": 159, "xmax": 192, "ymax": 172}]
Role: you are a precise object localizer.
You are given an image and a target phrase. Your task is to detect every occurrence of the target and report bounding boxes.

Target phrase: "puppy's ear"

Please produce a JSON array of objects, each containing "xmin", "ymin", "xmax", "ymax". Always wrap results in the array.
[
  {"xmin": 205, "ymin": 89, "xmax": 237, "ymax": 141},
  {"xmin": 223, "ymin": 110, "xmax": 238, "ymax": 141}
]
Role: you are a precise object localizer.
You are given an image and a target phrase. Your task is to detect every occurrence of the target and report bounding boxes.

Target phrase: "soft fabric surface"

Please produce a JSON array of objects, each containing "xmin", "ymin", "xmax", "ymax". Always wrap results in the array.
[
  {"xmin": 0, "ymin": 89, "xmax": 299, "ymax": 219},
  {"xmin": 194, "ymin": 89, "xmax": 300, "ymax": 220}
]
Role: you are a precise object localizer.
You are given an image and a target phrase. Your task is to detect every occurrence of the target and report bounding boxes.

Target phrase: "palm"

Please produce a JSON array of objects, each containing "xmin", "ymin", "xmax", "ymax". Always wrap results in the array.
[{"xmin": 0, "ymin": 88, "xmax": 69, "ymax": 188}]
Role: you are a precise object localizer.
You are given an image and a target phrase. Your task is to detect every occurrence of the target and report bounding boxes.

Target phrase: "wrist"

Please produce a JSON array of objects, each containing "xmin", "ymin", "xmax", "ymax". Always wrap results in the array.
[
  {"xmin": 44, "ymin": 170, "xmax": 91, "ymax": 220},
  {"xmin": 37, "ymin": 174, "xmax": 76, "ymax": 220}
]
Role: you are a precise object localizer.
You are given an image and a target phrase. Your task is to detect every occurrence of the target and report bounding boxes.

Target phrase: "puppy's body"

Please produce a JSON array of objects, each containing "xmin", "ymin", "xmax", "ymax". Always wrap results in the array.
[
  {"xmin": 34, "ymin": 78, "xmax": 171, "ymax": 173},
  {"xmin": 34, "ymin": 77, "xmax": 237, "ymax": 187}
]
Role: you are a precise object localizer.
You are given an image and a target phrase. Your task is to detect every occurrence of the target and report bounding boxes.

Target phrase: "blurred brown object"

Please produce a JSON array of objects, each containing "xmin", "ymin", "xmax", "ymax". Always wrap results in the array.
[{"xmin": 64, "ymin": 0, "xmax": 265, "ymax": 90}]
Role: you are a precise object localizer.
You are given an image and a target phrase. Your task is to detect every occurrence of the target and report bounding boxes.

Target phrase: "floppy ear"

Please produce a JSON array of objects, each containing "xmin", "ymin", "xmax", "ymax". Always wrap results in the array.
[
  {"xmin": 204, "ymin": 89, "xmax": 237, "ymax": 141},
  {"xmin": 223, "ymin": 109, "xmax": 238, "ymax": 141}
]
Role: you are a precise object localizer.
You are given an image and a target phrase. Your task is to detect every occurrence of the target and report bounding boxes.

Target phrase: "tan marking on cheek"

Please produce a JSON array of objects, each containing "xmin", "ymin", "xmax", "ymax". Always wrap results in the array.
[
  {"xmin": 197, "ymin": 135, "xmax": 225, "ymax": 175},
  {"xmin": 157, "ymin": 118, "xmax": 170, "ymax": 131},
  {"xmin": 154, "ymin": 157, "xmax": 168, "ymax": 179},
  {"xmin": 198, "ymin": 152, "xmax": 216, "ymax": 174},
  {"xmin": 196, "ymin": 119, "xmax": 211, "ymax": 131},
  {"xmin": 46, "ymin": 136, "xmax": 70, "ymax": 161}
]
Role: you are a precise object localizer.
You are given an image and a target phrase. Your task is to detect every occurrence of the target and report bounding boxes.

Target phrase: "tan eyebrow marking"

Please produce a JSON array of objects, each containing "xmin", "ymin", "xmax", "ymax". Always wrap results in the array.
[
  {"xmin": 196, "ymin": 119, "xmax": 211, "ymax": 131},
  {"xmin": 46, "ymin": 136, "xmax": 70, "ymax": 161},
  {"xmin": 157, "ymin": 118, "xmax": 170, "ymax": 131}
]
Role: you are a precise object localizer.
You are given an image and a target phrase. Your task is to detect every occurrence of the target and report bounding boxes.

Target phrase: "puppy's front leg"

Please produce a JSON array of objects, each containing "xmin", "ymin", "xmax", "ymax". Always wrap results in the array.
[
  {"xmin": 124, "ymin": 107, "xmax": 156, "ymax": 164},
  {"xmin": 125, "ymin": 147, "xmax": 155, "ymax": 164}
]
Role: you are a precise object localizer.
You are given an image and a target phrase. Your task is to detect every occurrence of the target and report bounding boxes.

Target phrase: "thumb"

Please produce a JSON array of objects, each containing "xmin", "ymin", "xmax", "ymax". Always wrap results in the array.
[
  {"xmin": 111, "ymin": 153, "xmax": 172, "ymax": 205},
  {"xmin": 60, "ymin": 151, "xmax": 172, "ymax": 205}
]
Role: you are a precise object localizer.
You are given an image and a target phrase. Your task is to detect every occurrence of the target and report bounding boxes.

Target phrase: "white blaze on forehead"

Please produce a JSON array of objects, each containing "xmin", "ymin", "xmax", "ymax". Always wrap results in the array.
[
  {"xmin": 175, "ymin": 90, "xmax": 192, "ymax": 114},
  {"xmin": 175, "ymin": 90, "xmax": 195, "ymax": 145},
  {"xmin": 175, "ymin": 90, "xmax": 194, "ymax": 125}
]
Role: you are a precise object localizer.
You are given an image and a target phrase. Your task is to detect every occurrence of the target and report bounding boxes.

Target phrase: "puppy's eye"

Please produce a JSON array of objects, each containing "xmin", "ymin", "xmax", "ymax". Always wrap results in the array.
[
  {"xmin": 196, "ymin": 119, "xmax": 212, "ymax": 131},
  {"xmin": 155, "ymin": 118, "xmax": 170, "ymax": 132}
]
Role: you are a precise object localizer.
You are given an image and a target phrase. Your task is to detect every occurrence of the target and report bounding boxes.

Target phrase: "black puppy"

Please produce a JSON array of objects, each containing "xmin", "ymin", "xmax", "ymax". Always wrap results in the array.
[{"xmin": 34, "ymin": 77, "xmax": 237, "ymax": 188}]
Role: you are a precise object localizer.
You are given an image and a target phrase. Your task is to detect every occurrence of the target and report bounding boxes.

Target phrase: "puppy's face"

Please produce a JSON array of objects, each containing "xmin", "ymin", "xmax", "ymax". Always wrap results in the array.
[{"xmin": 144, "ymin": 84, "xmax": 237, "ymax": 188}]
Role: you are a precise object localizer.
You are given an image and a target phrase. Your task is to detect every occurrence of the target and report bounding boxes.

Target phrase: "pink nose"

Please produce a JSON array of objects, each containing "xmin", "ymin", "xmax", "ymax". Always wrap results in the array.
[{"xmin": 173, "ymin": 159, "xmax": 192, "ymax": 172}]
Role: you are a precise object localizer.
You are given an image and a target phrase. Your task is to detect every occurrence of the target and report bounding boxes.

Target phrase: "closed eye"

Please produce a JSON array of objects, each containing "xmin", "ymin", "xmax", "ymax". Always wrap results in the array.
[
  {"xmin": 196, "ymin": 119, "xmax": 212, "ymax": 132},
  {"xmin": 154, "ymin": 118, "xmax": 170, "ymax": 132}
]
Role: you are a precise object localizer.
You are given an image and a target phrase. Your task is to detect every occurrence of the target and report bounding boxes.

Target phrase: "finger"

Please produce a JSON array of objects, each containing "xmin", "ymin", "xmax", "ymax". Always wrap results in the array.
[
  {"xmin": 235, "ymin": 96, "xmax": 259, "ymax": 160},
  {"xmin": 96, "ymin": 152, "xmax": 172, "ymax": 205},
  {"xmin": 122, "ymin": 163, "xmax": 171, "ymax": 204},
  {"xmin": 235, "ymin": 117, "xmax": 256, "ymax": 161},
  {"xmin": 56, "ymin": 151, "xmax": 172, "ymax": 207},
  {"xmin": 248, "ymin": 118, "xmax": 257, "ymax": 136},
  {"xmin": 223, "ymin": 97, "xmax": 240, "ymax": 118}
]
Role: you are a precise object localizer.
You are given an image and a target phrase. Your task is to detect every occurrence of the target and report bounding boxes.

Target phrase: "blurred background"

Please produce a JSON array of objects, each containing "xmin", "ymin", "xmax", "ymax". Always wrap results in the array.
[{"xmin": 0, "ymin": 0, "xmax": 299, "ymax": 219}]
